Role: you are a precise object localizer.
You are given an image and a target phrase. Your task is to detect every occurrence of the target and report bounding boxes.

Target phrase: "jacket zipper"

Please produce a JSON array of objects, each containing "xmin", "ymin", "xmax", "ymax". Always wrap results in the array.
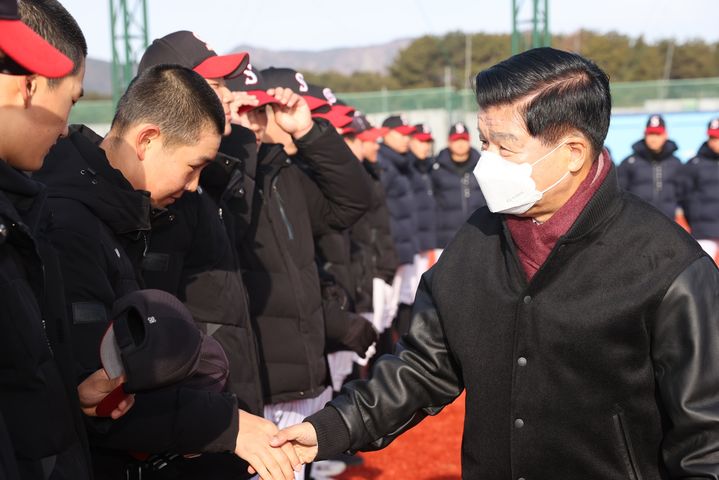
[
  {"xmin": 653, "ymin": 163, "xmax": 663, "ymax": 202},
  {"xmin": 612, "ymin": 410, "xmax": 643, "ymax": 480},
  {"xmin": 41, "ymin": 317, "xmax": 54, "ymax": 356},
  {"xmin": 272, "ymin": 178, "xmax": 294, "ymax": 241},
  {"xmin": 461, "ymin": 173, "xmax": 471, "ymax": 215}
]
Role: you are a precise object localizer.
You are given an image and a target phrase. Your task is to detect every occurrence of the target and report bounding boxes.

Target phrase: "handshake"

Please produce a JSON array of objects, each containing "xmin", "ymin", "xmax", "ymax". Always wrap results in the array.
[{"xmin": 236, "ymin": 411, "xmax": 321, "ymax": 480}]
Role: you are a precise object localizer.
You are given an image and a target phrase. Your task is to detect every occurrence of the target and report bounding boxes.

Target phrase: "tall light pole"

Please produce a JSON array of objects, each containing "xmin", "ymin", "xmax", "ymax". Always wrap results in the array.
[
  {"xmin": 110, "ymin": 0, "xmax": 149, "ymax": 106},
  {"xmin": 512, "ymin": 0, "xmax": 550, "ymax": 55}
]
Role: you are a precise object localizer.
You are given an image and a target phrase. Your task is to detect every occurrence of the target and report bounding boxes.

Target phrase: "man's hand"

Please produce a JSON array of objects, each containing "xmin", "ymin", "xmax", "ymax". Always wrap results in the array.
[
  {"xmin": 236, "ymin": 410, "xmax": 301, "ymax": 480},
  {"xmin": 78, "ymin": 369, "xmax": 134, "ymax": 419},
  {"xmin": 270, "ymin": 422, "xmax": 319, "ymax": 465},
  {"xmin": 230, "ymin": 91, "xmax": 260, "ymax": 125},
  {"xmin": 267, "ymin": 87, "xmax": 313, "ymax": 139}
]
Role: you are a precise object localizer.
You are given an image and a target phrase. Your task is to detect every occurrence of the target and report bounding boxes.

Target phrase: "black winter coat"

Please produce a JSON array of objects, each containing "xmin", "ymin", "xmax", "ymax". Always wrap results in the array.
[
  {"xmin": 407, "ymin": 153, "xmax": 437, "ymax": 252},
  {"xmin": 349, "ymin": 161, "xmax": 399, "ymax": 312},
  {"xmin": 309, "ymin": 165, "xmax": 719, "ymax": 479},
  {"xmin": 236, "ymin": 123, "xmax": 371, "ymax": 404},
  {"xmin": 377, "ymin": 144, "xmax": 418, "ymax": 265},
  {"xmin": 0, "ymin": 160, "xmax": 92, "ymax": 480},
  {"xmin": 617, "ymin": 139, "xmax": 683, "ymax": 219},
  {"xmin": 34, "ymin": 126, "xmax": 240, "ymax": 475},
  {"xmin": 431, "ymin": 147, "xmax": 485, "ymax": 248},
  {"xmin": 681, "ymin": 142, "xmax": 719, "ymax": 238},
  {"xmin": 142, "ymin": 126, "xmax": 263, "ymax": 417}
]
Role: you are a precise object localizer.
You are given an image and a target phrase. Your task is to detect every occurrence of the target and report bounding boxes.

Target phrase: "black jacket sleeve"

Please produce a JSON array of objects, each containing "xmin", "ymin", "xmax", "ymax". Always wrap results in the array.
[
  {"xmin": 86, "ymin": 388, "xmax": 239, "ymax": 454},
  {"xmin": 295, "ymin": 122, "xmax": 372, "ymax": 233},
  {"xmin": 652, "ymin": 256, "xmax": 719, "ymax": 478},
  {"xmin": 306, "ymin": 270, "xmax": 463, "ymax": 459}
]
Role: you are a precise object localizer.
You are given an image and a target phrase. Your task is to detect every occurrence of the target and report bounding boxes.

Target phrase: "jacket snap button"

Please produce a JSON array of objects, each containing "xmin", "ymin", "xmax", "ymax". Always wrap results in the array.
[
  {"xmin": 514, "ymin": 418, "xmax": 524, "ymax": 429},
  {"xmin": 517, "ymin": 357, "xmax": 527, "ymax": 367},
  {"xmin": 518, "ymin": 477, "xmax": 526, "ymax": 480},
  {"xmin": 523, "ymin": 295, "xmax": 532, "ymax": 305},
  {"xmin": 0, "ymin": 223, "xmax": 7, "ymax": 243}
]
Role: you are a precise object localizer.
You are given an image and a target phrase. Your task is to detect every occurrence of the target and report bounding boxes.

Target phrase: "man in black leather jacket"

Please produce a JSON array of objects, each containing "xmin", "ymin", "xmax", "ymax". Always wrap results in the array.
[{"xmin": 272, "ymin": 48, "xmax": 719, "ymax": 479}]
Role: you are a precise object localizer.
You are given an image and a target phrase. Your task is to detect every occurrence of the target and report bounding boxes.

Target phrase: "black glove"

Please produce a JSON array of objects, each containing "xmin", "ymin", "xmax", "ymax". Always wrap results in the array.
[{"xmin": 340, "ymin": 313, "xmax": 378, "ymax": 357}]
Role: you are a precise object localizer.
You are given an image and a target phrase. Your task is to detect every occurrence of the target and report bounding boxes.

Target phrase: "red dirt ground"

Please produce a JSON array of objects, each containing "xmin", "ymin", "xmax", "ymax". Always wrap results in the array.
[{"xmin": 335, "ymin": 393, "xmax": 465, "ymax": 479}]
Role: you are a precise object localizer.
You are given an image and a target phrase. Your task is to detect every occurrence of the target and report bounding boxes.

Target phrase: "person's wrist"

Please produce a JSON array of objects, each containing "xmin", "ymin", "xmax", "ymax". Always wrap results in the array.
[{"xmin": 292, "ymin": 122, "xmax": 314, "ymax": 140}]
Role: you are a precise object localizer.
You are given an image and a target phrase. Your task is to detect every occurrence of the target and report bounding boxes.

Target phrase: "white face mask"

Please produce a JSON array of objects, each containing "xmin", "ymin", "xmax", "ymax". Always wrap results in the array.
[{"xmin": 473, "ymin": 141, "xmax": 570, "ymax": 215}]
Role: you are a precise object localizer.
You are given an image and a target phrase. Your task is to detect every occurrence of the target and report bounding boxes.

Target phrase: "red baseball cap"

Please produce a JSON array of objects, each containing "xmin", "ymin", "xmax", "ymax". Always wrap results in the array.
[
  {"xmin": 708, "ymin": 118, "xmax": 719, "ymax": 138},
  {"xmin": 382, "ymin": 115, "xmax": 416, "ymax": 136},
  {"xmin": 313, "ymin": 106, "xmax": 353, "ymax": 129},
  {"xmin": 413, "ymin": 123, "xmax": 434, "ymax": 142},
  {"xmin": 449, "ymin": 122, "xmax": 470, "ymax": 142},
  {"xmin": 357, "ymin": 127, "xmax": 390, "ymax": 142},
  {"xmin": 644, "ymin": 114, "xmax": 667, "ymax": 135},
  {"xmin": 333, "ymin": 103, "xmax": 355, "ymax": 117},
  {"xmin": 138, "ymin": 31, "xmax": 249, "ymax": 80},
  {"xmin": 226, "ymin": 64, "xmax": 281, "ymax": 114},
  {"xmin": 0, "ymin": 0, "xmax": 73, "ymax": 78}
]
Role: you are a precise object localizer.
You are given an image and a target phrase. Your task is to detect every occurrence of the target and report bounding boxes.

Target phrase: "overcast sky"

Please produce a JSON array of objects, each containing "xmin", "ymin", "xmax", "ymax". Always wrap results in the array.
[{"xmin": 60, "ymin": 0, "xmax": 718, "ymax": 61}]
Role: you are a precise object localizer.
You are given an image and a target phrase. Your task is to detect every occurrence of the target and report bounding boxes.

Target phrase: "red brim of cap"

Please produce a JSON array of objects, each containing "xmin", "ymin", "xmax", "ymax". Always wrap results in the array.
[
  {"xmin": 236, "ymin": 90, "xmax": 280, "ymax": 114},
  {"xmin": 95, "ymin": 384, "xmax": 131, "ymax": 418},
  {"xmin": 341, "ymin": 127, "xmax": 357, "ymax": 135},
  {"xmin": 304, "ymin": 95, "xmax": 330, "ymax": 112},
  {"xmin": 193, "ymin": 51, "xmax": 249, "ymax": 80},
  {"xmin": 0, "ymin": 19, "xmax": 74, "ymax": 78},
  {"xmin": 449, "ymin": 133, "xmax": 470, "ymax": 142},
  {"xmin": 333, "ymin": 105, "xmax": 355, "ymax": 117},
  {"xmin": 708, "ymin": 128, "xmax": 719, "ymax": 138},
  {"xmin": 413, "ymin": 133, "xmax": 434, "ymax": 142},
  {"xmin": 393, "ymin": 125, "xmax": 417, "ymax": 136},
  {"xmin": 313, "ymin": 109, "xmax": 353, "ymax": 129},
  {"xmin": 357, "ymin": 127, "xmax": 389, "ymax": 142},
  {"xmin": 644, "ymin": 127, "xmax": 666, "ymax": 135}
]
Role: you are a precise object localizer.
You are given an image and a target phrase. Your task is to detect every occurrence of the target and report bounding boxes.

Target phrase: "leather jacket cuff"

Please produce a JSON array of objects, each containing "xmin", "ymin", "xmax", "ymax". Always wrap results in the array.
[{"xmin": 305, "ymin": 406, "xmax": 351, "ymax": 460}]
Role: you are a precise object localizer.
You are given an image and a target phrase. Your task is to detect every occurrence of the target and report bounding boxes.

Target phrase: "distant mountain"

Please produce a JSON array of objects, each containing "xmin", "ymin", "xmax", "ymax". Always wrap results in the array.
[
  {"xmin": 80, "ymin": 38, "xmax": 411, "ymax": 97},
  {"xmin": 83, "ymin": 57, "xmax": 112, "ymax": 97},
  {"xmin": 228, "ymin": 39, "xmax": 411, "ymax": 75}
]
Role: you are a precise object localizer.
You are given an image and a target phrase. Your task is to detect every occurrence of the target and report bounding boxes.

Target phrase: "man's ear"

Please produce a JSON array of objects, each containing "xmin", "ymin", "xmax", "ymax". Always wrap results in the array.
[
  {"xmin": 17, "ymin": 75, "xmax": 39, "ymax": 108},
  {"xmin": 135, "ymin": 124, "xmax": 161, "ymax": 161},
  {"xmin": 566, "ymin": 135, "xmax": 590, "ymax": 173}
]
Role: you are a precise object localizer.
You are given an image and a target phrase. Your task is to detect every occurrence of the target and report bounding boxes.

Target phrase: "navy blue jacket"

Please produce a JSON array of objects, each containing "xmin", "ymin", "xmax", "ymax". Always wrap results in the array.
[
  {"xmin": 681, "ymin": 142, "xmax": 719, "ymax": 238},
  {"xmin": 617, "ymin": 140, "xmax": 683, "ymax": 219},
  {"xmin": 377, "ymin": 144, "xmax": 418, "ymax": 265},
  {"xmin": 407, "ymin": 153, "xmax": 437, "ymax": 252},
  {"xmin": 430, "ymin": 147, "xmax": 485, "ymax": 248}
]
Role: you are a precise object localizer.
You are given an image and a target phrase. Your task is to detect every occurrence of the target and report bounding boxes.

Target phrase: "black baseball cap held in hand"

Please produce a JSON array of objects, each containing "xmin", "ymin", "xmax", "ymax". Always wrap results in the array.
[
  {"xmin": 138, "ymin": 30, "xmax": 249, "ymax": 79},
  {"xmin": 0, "ymin": 0, "xmax": 73, "ymax": 77},
  {"xmin": 97, "ymin": 289, "xmax": 228, "ymax": 416}
]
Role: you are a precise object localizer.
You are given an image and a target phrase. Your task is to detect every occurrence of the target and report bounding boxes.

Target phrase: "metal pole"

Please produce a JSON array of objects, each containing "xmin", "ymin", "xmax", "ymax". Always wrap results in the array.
[
  {"xmin": 532, "ymin": 0, "xmax": 540, "ymax": 48},
  {"xmin": 543, "ymin": 0, "xmax": 550, "ymax": 46},
  {"xmin": 511, "ymin": 0, "xmax": 519, "ymax": 54},
  {"xmin": 122, "ymin": 0, "xmax": 132, "ymax": 87},
  {"xmin": 110, "ymin": 0, "xmax": 119, "ymax": 105},
  {"xmin": 464, "ymin": 33, "xmax": 472, "ymax": 89}
]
